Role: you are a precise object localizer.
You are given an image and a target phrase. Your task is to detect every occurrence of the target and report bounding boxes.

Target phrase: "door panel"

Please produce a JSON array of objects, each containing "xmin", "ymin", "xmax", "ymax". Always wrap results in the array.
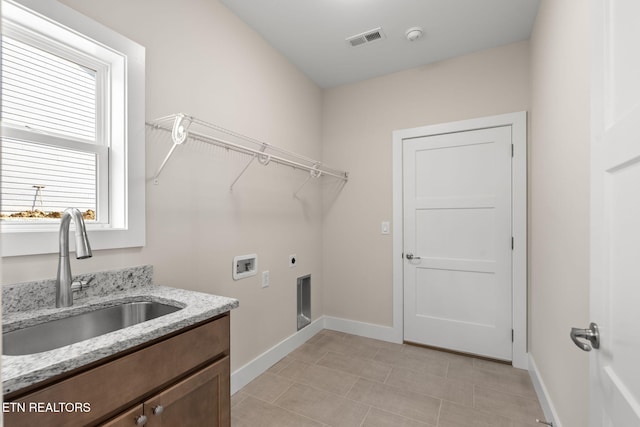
[
  {"xmin": 415, "ymin": 268, "xmax": 498, "ymax": 326},
  {"xmin": 403, "ymin": 126, "xmax": 512, "ymax": 361},
  {"xmin": 416, "ymin": 208, "xmax": 497, "ymax": 260},
  {"xmin": 414, "ymin": 141, "xmax": 498, "ymax": 198},
  {"xmin": 591, "ymin": 0, "xmax": 640, "ymax": 424}
]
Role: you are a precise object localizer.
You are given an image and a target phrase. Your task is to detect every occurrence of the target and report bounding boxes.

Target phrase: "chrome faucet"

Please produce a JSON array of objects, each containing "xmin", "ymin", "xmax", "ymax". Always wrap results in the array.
[{"xmin": 56, "ymin": 208, "xmax": 92, "ymax": 307}]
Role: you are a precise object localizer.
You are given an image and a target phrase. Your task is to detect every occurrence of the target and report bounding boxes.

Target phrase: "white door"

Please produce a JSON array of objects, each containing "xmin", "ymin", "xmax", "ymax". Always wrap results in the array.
[
  {"xmin": 403, "ymin": 126, "xmax": 513, "ymax": 361},
  {"xmin": 585, "ymin": 0, "xmax": 640, "ymax": 425}
]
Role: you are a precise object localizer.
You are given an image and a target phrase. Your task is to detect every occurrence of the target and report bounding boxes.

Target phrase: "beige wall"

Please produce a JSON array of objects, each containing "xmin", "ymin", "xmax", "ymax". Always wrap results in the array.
[
  {"xmin": 529, "ymin": 0, "xmax": 590, "ymax": 425},
  {"xmin": 1, "ymin": 0, "xmax": 325, "ymax": 372},
  {"xmin": 321, "ymin": 41, "xmax": 530, "ymax": 325}
]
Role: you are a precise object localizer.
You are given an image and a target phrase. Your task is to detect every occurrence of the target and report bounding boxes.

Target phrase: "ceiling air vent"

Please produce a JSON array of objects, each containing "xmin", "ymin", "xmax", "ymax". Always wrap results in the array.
[{"xmin": 346, "ymin": 27, "xmax": 386, "ymax": 48}]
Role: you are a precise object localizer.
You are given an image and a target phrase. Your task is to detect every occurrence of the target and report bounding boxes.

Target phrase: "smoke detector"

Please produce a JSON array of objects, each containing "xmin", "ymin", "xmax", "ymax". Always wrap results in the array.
[
  {"xmin": 346, "ymin": 27, "xmax": 386, "ymax": 48},
  {"xmin": 405, "ymin": 26, "xmax": 424, "ymax": 42}
]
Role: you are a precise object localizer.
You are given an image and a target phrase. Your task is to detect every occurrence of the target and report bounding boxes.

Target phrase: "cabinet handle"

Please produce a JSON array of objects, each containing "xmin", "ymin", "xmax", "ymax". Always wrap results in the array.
[
  {"xmin": 135, "ymin": 415, "xmax": 148, "ymax": 425},
  {"xmin": 152, "ymin": 405, "xmax": 164, "ymax": 415}
]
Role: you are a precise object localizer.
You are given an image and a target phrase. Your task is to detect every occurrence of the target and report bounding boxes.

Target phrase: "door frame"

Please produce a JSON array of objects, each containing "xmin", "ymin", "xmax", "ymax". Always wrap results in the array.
[{"xmin": 392, "ymin": 111, "xmax": 528, "ymax": 369}]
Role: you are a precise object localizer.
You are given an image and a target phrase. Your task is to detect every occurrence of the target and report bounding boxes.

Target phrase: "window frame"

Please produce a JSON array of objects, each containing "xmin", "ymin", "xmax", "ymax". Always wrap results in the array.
[
  {"xmin": 2, "ymin": 23, "xmax": 110, "ymax": 224},
  {"xmin": 1, "ymin": 0, "xmax": 145, "ymax": 257}
]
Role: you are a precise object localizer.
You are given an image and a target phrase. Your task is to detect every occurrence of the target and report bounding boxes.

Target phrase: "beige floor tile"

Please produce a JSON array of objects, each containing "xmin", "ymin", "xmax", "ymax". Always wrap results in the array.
[
  {"xmin": 512, "ymin": 420, "xmax": 549, "ymax": 427},
  {"xmin": 438, "ymin": 400, "xmax": 514, "ymax": 427},
  {"xmin": 480, "ymin": 371, "xmax": 537, "ymax": 400},
  {"xmin": 277, "ymin": 359, "xmax": 359, "ymax": 396},
  {"xmin": 446, "ymin": 358, "xmax": 476, "ymax": 379},
  {"xmin": 341, "ymin": 333, "xmax": 404, "ymax": 351},
  {"xmin": 275, "ymin": 382, "xmax": 369, "ymax": 427},
  {"xmin": 288, "ymin": 342, "xmax": 329, "ymax": 364},
  {"xmin": 472, "ymin": 359, "xmax": 537, "ymax": 398},
  {"xmin": 317, "ymin": 351, "xmax": 392, "ymax": 382},
  {"xmin": 311, "ymin": 334, "xmax": 349, "ymax": 351},
  {"xmin": 374, "ymin": 347, "xmax": 449, "ymax": 377},
  {"xmin": 267, "ymin": 355, "xmax": 294, "ymax": 374},
  {"xmin": 361, "ymin": 407, "xmax": 433, "ymax": 427},
  {"xmin": 306, "ymin": 332, "xmax": 329, "ymax": 345},
  {"xmin": 446, "ymin": 358, "xmax": 474, "ymax": 401},
  {"xmin": 385, "ymin": 367, "xmax": 473, "ymax": 407},
  {"xmin": 241, "ymin": 372, "xmax": 295, "ymax": 403},
  {"xmin": 474, "ymin": 385, "xmax": 545, "ymax": 424},
  {"xmin": 473, "ymin": 358, "xmax": 521, "ymax": 374},
  {"xmin": 231, "ymin": 396, "xmax": 324, "ymax": 427},
  {"xmin": 231, "ymin": 391, "xmax": 249, "ymax": 409},
  {"xmin": 347, "ymin": 378, "xmax": 440, "ymax": 425},
  {"xmin": 448, "ymin": 359, "xmax": 537, "ymax": 399},
  {"xmin": 315, "ymin": 335, "xmax": 381, "ymax": 360}
]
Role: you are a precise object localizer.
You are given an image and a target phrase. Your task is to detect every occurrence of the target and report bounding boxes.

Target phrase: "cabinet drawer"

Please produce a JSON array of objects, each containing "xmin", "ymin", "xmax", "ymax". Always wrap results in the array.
[{"xmin": 5, "ymin": 314, "xmax": 229, "ymax": 427}]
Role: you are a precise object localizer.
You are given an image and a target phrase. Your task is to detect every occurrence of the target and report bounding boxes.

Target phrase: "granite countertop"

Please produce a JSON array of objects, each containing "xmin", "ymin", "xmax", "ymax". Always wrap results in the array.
[{"xmin": 2, "ymin": 266, "xmax": 239, "ymax": 395}]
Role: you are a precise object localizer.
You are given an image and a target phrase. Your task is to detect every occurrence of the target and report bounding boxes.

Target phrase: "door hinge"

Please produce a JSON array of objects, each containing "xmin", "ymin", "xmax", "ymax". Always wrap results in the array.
[
  {"xmin": 511, "ymin": 144, "xmax": 514, "ymax": 157},
  {"xmin": 511, "ymin": 237, "xmax": 514, "ymax": 250},
  {"xmin": 512, "ymin": 329, "xmax": 514, "ymax": 342}
]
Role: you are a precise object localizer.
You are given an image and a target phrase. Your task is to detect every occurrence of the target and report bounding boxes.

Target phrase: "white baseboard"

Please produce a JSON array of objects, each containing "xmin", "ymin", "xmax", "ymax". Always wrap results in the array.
[
  {"xmin": 230, "ymin": 315, "xmax": 400, "ymax": 394},
  {"xmin": 528, "ymin": 353, "xmax": 562, "ymax": 427},
  {"xmin": 323, "ymin": 315, "xmax": 402, "ymax": 343}
]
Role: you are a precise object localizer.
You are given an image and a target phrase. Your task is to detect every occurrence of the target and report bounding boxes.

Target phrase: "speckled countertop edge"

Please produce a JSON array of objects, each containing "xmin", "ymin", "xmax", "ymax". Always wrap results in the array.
[{"xmin": 2, "ymin": 284, "xmax": 239, "ymax": 395}]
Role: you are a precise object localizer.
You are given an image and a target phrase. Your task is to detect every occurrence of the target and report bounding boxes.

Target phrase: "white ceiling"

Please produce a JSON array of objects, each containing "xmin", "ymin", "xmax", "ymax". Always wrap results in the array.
[{"xmin": 220, "ymin": 0, "xmax": 541, "ymax": 88}]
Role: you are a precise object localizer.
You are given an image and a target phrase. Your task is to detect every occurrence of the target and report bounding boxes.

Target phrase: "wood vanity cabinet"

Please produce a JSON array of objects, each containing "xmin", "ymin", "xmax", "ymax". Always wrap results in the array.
[{"xmin": 4, "ymin": 313, "xmax": 231, "ymax": 427}]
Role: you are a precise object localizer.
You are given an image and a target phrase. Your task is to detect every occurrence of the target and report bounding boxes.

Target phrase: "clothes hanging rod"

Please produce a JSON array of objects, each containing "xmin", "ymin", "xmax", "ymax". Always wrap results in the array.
[{"xmin": 146, "ymin": 113, "xmax": 349, "ymax": 185}]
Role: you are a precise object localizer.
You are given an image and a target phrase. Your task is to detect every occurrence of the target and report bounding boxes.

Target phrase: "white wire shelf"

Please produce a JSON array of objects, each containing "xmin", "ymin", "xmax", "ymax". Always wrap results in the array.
[{"xmin": 146, "ymin": 113, "xmax": 349, "ymax": 194}]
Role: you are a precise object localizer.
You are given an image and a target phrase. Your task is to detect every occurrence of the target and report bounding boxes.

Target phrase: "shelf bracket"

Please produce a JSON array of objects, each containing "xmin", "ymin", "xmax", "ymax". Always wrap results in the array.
[
  {"xmin": 230, "ymin": 144, "xmax": 268, "ymax": 191},
  {"xmin": 293, "ymin": 164, "xmax": 322, "ymax": 198},
  {"xmin": 153, "ymin": 114, "xmax": 192, "ymax": 184}
]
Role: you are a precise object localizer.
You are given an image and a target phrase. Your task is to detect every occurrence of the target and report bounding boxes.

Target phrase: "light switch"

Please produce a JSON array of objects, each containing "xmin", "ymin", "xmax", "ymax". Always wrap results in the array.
[{"xmin": 381, "ymin": 221, "xmax": 390, "ymax": 235}]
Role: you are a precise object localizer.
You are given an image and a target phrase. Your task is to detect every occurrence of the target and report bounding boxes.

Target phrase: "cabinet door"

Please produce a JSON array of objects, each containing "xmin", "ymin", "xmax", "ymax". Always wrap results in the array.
[
  {"xmin": 145, "ymin": 356, "xmax": 230, "ymax": 427},
  {"xmin": 100, "ymin": 404, "xmax": 146, "ymax": 427}
]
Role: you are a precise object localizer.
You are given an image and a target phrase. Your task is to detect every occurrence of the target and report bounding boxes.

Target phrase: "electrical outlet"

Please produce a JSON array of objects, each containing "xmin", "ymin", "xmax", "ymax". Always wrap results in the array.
[{"xmin": 262, "ymin": 271, "xmax": 270, "ymax": 288}]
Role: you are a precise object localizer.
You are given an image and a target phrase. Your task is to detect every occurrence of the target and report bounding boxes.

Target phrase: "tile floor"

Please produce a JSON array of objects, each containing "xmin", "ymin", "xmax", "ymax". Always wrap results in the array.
[{"xmin": 231, "ymin": 329, "xmax": 545, "ymax": 427}]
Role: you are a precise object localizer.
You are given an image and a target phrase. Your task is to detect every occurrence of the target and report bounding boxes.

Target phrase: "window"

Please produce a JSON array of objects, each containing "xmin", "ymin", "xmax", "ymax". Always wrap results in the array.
[
  {"xmin": 1, "ymin": 0, "xmax": 145, "ymax": 256},
  {"xmin": 1, "ymin": 33, "xmax": 106, "ymax": 223}
]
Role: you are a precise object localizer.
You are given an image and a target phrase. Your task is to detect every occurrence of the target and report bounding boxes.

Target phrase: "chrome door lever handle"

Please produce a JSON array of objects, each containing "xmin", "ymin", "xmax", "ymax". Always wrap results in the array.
[
  {"xmin": 405, "ymin": 253, "xmax": 421, "ymax": 260},
  {"xmin": 570, "ymin": 322, "xmax": 600, "ymax": 351}
]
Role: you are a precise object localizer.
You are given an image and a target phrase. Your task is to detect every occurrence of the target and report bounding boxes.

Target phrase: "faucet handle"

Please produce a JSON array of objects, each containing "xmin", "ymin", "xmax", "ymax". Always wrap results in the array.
[{"xmin": 71, "ymin": 276, "xmax": 95, "ymax": 292}]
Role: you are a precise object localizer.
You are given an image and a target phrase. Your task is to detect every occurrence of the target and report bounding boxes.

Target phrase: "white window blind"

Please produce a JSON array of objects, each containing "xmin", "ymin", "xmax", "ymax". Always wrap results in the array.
[
  {"xmin": 2, "ymin": 36, "xmax": 97, "ymax": 141},
  {"xmin": 1, "ymin": 34, "xmax": 99, "ymax": 220}
]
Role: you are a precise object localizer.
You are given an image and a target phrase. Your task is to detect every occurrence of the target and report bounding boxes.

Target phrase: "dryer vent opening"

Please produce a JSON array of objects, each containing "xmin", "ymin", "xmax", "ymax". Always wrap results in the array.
[{"xmin": 297, "ymin": 275, "xmax": 311, "ymax": 331}]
